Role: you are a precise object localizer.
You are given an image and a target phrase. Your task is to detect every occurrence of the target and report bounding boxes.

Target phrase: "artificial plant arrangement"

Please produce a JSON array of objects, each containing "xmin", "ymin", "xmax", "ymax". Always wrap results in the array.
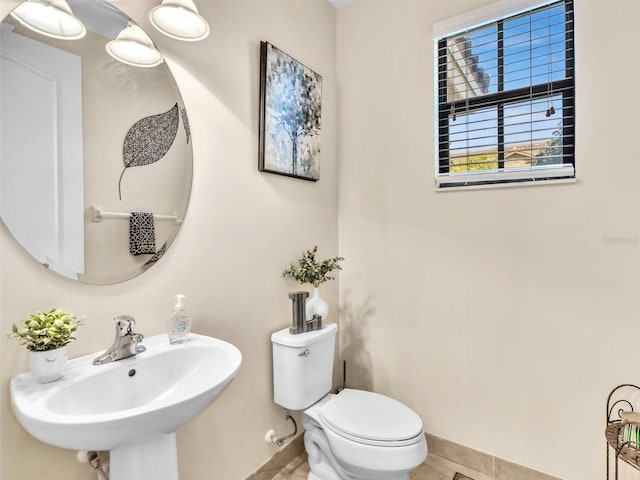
[
  {"xmin": 282, "ymin": 245, "xmax": 345, "ymax": 287},
  {"xmin": 8, "ymin": 308, "xmax": 83, "ymax": 352}
]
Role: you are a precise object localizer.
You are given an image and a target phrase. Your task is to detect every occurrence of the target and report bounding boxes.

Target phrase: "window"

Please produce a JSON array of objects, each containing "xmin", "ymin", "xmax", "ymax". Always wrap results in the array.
[{"xmin": 435, "ymin": 0, "xmax": 574, "ymax": 188}]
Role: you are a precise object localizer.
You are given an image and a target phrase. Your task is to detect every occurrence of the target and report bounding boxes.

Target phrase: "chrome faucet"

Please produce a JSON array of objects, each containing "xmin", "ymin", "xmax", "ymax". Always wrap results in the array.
[
  {"xmin": 93, "ymin": 315, "xmax": 146, "ymax": 365},
  {"xmin": 289, "ymin": 291, "xmax": 322, "ymax": 335}
]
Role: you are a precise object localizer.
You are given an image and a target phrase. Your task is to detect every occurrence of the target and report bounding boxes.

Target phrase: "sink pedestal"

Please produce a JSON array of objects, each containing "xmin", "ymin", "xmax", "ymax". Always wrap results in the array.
[{"xmin": 111, "ymin": 433, "xmax": 178, "ymax": 480}]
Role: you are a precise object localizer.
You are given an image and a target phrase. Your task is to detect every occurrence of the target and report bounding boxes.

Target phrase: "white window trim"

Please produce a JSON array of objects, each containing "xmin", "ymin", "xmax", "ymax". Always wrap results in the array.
[
  {"xmin": 433, "ymin": 0, "xmax": 557, "ymax": 39},
  {"xmin": 434, "ymin": 177, "xmax": 576, "ymax": 193},
  {"xmin": 432, "ymin": 0, "xmax": 574, "ymax": 191},
  {"xmin": 435, "ymin": 164, "xmax": 575, "ymax": 189}
]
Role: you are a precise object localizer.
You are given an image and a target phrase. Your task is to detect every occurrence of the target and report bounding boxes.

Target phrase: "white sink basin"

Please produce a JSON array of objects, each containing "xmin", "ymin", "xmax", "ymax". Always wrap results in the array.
[{"xmin": 10, "ymin": 333, "xmax": 242, "ymax": 480}]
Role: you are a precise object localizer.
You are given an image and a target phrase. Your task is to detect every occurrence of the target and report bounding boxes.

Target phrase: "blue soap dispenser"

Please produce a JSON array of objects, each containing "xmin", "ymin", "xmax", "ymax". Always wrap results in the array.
[{"xmin": 168, "ymin": 294, "xmax": 191, "ymax": 344}]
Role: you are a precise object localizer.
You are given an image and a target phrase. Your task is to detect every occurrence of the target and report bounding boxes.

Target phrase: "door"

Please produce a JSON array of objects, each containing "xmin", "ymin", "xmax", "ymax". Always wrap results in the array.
[{"xmin": 0, "ymin": 23, "xmax": 84, "ymax": 279}]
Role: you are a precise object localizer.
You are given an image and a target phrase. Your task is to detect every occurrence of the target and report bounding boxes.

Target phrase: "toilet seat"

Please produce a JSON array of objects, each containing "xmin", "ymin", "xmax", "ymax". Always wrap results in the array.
[
  {"xmin": 318, "ymin": 389, "xmax": 424, "ymax": 447},
  {"xmin": 302, "ymin": 389, "xmax": 428, "ymax": 480}
]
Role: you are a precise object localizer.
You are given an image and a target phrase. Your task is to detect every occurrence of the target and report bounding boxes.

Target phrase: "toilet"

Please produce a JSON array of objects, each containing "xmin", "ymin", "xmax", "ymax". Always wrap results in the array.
[{"xmin": 271, "ymin": 323, "xmax": 428, "ymax": 480}]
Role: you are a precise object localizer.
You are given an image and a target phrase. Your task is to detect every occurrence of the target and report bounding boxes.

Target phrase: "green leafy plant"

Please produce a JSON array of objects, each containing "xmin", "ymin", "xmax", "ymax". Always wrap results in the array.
[
  {"xmin": 282, "ymin": 246, "xmax": 345, "ymax": 287},
  {"xmin": 8, "ymin": 309, "xmax": 83, "ymax": 352}
]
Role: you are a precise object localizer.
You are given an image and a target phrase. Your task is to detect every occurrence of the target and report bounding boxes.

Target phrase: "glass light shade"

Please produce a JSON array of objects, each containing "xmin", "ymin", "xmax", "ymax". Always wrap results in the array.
[
  {"xmin": 106, "ymin": 23, "xmax": 164, "ymax": 68},
  {"xmin": 9, "ymin": 0, "xmax": 86, "ymax": 40},
  {"xmin": 149, "ymin": 0, "xmax": 209, "ymax": 42}
]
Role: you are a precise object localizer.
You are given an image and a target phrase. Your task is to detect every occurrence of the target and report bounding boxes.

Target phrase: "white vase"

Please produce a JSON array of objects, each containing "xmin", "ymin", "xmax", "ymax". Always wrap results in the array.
[
  {"xmin": 305, "ymin": 287, "xmax": 329, "ymax": 321},
  {"xmin": 31, "ymin": 347, "xmax": 67, "ymax": 383}
]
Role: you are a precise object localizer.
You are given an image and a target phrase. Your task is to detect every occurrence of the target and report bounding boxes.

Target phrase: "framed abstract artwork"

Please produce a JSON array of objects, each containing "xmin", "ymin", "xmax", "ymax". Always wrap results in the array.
[{"xmin": 259, "ymin": 41, "xmax": 322, "ymax": 181}]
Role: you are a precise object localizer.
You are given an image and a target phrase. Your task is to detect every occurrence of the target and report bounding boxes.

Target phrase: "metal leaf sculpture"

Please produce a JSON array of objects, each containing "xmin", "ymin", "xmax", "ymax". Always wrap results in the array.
[{"xmin": 119, "ymin": 103, "xmax": 179, "ymax": 200}]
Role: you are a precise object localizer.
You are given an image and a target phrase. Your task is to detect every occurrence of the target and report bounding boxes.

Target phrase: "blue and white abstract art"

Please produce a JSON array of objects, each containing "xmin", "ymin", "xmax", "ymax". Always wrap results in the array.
[{"xmin": 259, "ymin": 42, "xmax": 322, "ymax": 181}]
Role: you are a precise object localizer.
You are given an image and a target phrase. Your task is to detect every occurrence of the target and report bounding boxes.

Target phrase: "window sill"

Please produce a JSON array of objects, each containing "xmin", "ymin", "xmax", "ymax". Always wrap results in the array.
[{"xmin": 434, "ymin": 177, "xmax": 577, "ymax": 192}]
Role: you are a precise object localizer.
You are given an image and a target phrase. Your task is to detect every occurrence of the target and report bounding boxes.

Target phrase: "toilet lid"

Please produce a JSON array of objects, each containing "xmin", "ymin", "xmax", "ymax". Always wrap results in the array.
[{"xmin": 319, "ymin": 389, "xmax": 423, "ymax": 445}]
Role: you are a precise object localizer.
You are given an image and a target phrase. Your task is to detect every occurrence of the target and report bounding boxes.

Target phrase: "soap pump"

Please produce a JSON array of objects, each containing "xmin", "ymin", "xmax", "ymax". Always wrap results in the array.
[{"xmin": 168, "ymin": 294, "xmax": 191, "ymax": 344}]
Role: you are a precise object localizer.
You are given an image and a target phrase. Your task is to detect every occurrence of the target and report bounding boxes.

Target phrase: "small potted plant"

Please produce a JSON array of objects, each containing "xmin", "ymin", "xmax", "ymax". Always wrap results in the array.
[
  {"xmin": 8, "ymin": 309, "xmax": 83, "ymax": 383},
  {"xmin": 282, "ymin": 246, "xmax": 344, "ymax": 320}
]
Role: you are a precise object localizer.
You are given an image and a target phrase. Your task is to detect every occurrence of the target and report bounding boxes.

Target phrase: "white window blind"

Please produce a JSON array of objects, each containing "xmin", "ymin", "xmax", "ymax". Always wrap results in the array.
[{"xmin": 434, "ymin": 0, "xmax": 575, "ymax": 189}]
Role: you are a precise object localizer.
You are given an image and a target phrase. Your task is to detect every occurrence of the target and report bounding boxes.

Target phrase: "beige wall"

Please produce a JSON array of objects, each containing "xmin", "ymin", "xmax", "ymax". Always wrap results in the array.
[
  {"xmin": 0, "ymin": 1, "xmax": 337, "ymax": 479},
  {"xmin": 3, "ymin": 0, "xmax": 639, "ymax": 479},
  {"xmin": 337, "ymin": 1, "xmax": 640, "ymax": 479}
]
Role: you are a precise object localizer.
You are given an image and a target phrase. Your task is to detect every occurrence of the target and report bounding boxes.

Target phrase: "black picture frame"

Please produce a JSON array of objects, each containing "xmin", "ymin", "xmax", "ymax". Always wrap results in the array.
[{"xmin": 259, "ymin": 41, "xmax": 322, "ymax": 181}]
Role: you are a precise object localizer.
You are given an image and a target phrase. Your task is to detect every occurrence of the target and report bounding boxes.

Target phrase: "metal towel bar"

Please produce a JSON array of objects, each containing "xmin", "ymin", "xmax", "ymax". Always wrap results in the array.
[{"xmin": 91, "ymin": 206, "xmax": 181, "ymax": 224}]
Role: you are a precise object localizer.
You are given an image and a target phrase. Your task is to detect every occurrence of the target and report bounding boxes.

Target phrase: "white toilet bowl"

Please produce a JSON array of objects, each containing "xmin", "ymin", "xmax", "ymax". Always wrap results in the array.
[{"xmin": 301, "ymin": 390, "xmax": 427, "ymax": 480}]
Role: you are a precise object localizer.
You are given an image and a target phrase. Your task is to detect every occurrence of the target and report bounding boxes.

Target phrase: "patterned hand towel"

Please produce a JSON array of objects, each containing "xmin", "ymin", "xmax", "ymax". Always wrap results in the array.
[
  {"xmin": 129, "ymin": 212, "xmax": 156, "ymax": 255},
  {"xmin": 144, "ymin": 242, "xmax": 167, "ymax": 266}
]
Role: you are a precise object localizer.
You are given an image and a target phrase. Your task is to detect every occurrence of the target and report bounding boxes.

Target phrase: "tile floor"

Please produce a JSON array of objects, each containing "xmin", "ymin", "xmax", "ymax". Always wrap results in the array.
[{"xmin": 272, "ymin": 451, "xmax": 489, "ymax": 480}]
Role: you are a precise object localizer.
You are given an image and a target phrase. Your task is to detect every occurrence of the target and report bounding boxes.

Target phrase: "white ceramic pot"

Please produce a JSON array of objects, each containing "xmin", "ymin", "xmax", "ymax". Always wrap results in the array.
[
  {"xmin": 305, "ymin": 287, "xmax": 329, "ymax": 321},
  {"xmin": 31, "ymin": 347, "xmax": 67, "ymax": 383}
]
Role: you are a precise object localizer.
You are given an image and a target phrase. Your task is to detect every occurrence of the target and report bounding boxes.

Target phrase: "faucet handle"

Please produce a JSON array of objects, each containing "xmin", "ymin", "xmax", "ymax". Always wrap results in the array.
[{"xmin": 114, "ymin": 315, "xmax": 136, "ymax": 336}]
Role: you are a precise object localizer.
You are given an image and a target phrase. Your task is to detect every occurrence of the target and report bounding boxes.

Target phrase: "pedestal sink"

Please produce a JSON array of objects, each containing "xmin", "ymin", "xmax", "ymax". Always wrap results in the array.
[{"xmin": 10, "ymin": 334, "xmax": 242, "ymax": 480}]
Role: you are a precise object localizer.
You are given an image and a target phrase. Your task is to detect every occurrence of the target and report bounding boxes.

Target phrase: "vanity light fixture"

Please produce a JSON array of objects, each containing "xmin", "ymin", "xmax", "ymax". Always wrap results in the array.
[
  {"xmin": 10, "ymin": 0, "xmax": 86, "ymax": 40},
  {"xmin": 149, "ymin": 0, "xmax": 209, "ymax": 42},
  {"xmin": 106, "ymin": 22, "xmax": 164, "ymax": 68}
]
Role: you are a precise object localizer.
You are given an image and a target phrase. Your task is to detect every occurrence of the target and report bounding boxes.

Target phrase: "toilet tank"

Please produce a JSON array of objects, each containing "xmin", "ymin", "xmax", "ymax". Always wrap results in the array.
[{"xmin": 271, "ymin": 323, "xmax": 338, "ymax": 410}]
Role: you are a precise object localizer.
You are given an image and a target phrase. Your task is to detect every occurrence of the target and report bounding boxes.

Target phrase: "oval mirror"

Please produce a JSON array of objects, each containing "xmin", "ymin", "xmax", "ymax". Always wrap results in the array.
[{"xmin": 0, "ymin": 0, "xmax": 192, "ymax": 284}]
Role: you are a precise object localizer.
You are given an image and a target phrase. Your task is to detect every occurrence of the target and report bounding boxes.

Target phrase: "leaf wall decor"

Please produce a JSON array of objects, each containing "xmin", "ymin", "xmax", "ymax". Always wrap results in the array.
[
  {"xmin": 180, "ymin": 106, "xmax": 191, "ymax": 144},
  {"xmin": 119, "ymin": 103, "xmax": 180, "ymax": 200}
]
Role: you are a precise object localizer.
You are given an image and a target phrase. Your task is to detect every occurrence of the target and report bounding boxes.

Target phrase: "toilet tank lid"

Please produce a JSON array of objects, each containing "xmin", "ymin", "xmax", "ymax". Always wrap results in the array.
[{"xmin": 271, "ymin": 323, "xmax": 338, "ymax": 347}]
